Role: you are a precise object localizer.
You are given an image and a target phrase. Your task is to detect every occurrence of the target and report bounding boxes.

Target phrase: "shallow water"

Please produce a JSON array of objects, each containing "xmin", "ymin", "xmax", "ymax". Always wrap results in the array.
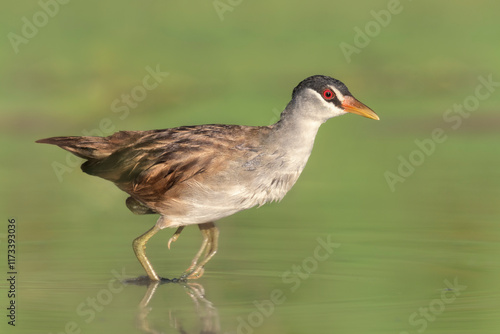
[{"xmin": 7, "ymin": 167, "xmax": 500, "ymax": 333}]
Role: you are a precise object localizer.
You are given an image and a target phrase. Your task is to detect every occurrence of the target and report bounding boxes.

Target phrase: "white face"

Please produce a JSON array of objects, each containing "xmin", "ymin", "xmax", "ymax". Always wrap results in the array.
[{"xmin": 301, "ymin": 86, "xmax": 348, "ymax": 122}]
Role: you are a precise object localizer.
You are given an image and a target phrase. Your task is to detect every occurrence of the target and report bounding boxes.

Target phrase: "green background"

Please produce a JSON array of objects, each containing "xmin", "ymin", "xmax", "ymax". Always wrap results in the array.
[{"xmin": 1, "ymin": 1, "xmax": 499, "ymax": 333}]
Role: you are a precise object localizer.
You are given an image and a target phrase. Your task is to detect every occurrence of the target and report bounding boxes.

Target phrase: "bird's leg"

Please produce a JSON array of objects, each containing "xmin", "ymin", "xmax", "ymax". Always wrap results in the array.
[
  {"xmin": 181, "ymin": 222, "xmax": 219, "ymax": 280},
  {"xmin": 167, "ymin": 226, "xmax": 185, "ymax": 249},
  {"xmin": 181, "ymin": 225, "xmax": 211, "ymax": 279},
  {"xmin": 133, "ymin": 225, "xmax": 162, "ymax": 281},
  {"xmin": 195, "ymin": 223, "xmax": 219, "ymax": 269}
]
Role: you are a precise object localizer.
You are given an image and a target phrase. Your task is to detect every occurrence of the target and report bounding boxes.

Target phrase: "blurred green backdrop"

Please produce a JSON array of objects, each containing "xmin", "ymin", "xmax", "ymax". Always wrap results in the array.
[{"xmin": 1, "ymin": 1, "xmax": 499, "ymax": 333}]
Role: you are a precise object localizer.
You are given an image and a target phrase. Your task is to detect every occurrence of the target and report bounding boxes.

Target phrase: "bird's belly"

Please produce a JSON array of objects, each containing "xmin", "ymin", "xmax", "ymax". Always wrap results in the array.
[
  {"xmin": 160, "ymin": 170, "xmax": 301, "ymax": 226},
  {"xmin": 161, "ymin": 188, "xmax": 253, "ymax": 226}
]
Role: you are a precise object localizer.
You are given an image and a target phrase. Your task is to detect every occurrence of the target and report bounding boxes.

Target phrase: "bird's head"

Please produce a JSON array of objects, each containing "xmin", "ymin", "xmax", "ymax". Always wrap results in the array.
[{"xmin": 287, "ymin": 75, "xmax": 379, "ymax": 123}]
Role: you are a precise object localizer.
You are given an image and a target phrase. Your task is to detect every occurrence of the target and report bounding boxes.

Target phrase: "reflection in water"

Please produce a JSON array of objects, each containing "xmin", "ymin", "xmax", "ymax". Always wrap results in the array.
[{"xmin": 125, "ymin": 278, "xmax": 220, "ymax": 334}]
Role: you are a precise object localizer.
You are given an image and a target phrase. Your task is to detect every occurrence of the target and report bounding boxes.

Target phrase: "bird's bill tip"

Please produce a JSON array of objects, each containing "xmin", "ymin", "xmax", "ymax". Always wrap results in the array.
[{"xmin": 342, "ymin": 96, "xmax": 379, "ymax": 120}]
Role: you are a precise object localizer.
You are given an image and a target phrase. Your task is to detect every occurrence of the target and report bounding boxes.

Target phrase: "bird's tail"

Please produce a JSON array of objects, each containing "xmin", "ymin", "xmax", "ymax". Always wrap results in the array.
[{"xmin": 36, "ymin": 136, "xmax": 117, "ymax": 160}]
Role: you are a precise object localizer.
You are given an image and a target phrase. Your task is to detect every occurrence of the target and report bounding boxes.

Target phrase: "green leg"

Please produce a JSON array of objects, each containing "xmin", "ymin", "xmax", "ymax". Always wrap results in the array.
[
  {"xmin": 133, "ymin": 225, "xmax": 161, "ymax": 281},
  {"xmin": 182, "ymin": 222, "xmax": 219, "ymax": 279}
]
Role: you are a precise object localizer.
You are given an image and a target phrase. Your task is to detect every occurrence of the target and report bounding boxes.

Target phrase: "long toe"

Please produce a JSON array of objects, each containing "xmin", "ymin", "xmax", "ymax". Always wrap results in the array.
[
  {"xmin": 185, "ymin": 267, "xmax": 205, "ymax": 280},
  {"xmin": 167, "ymin": 226, "xmax": 185, "ymax": 250},
  {"xmin": 167, "ymin": 235, "xmax": 178, "ymax": 250}
]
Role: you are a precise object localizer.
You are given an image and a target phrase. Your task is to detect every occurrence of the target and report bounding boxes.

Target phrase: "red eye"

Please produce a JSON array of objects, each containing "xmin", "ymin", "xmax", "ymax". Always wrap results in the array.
[{"xmin": 323, "ymin": 89, "xmax": 335, "ymax": 100}]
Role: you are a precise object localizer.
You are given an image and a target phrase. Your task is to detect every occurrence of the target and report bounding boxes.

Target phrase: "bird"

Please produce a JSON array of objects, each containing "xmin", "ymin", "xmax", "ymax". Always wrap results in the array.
[{"xmin": 36, "ymin": 75, "xmax": 379, "ymax": 281}]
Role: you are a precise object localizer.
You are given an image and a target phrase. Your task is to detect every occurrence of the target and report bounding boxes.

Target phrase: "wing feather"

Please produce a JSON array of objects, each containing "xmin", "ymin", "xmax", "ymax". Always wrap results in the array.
[{"xmin": 82, "ymin": 124, "xmax": 270, "ymax": 212}]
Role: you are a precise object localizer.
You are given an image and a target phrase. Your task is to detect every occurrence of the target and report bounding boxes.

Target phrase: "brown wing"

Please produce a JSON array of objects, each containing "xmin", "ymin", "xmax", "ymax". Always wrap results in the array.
[{"xmin": 82, "ymin": 124, "xmax": 270, "ymax": 211}]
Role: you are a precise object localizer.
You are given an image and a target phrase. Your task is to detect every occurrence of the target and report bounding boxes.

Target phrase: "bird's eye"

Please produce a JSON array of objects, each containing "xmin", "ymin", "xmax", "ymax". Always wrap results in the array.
[{"xmin": 322, "ymin": 89, "xmax": 335, "ymax": 100}]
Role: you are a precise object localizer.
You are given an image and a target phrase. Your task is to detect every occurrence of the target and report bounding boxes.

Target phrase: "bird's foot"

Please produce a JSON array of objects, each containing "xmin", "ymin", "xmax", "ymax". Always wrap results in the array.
[
  {"xmin": 168, "ymin": 226, "xmax": 185, "ymax": 249},
  {"xmin": 167, "ymin": 235, "xmax": 179, "ymax": 250},
  {"xmin": 170, "ymin": 277, "xmax": 188, "ymax": 283},
  {"xmin": 180, "ymin": 266, "xmax": 205, "ymax": 280},
  {"xmin": 122, "ymin": 275, "xmax": 190, "ymax": 285}
]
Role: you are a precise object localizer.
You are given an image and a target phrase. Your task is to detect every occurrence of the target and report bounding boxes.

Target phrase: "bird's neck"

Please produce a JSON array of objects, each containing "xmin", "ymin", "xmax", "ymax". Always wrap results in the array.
[
  {"xmin": 272, "ymin": 101, "xmax": 323, "ymax": 145},
  {"xmin": 268, "ymin": 100, "xmax": 324, "ymax": 164}
]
